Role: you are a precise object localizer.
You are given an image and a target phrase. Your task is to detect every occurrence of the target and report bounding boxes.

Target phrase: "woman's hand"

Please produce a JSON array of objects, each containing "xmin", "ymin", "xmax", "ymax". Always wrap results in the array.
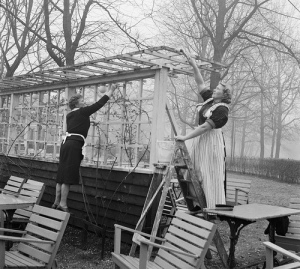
[
  {"xmin": 175, "ymin": 135, "xmax": 186, "ymax": 141},
  {"xmin": 106, "ymin": 84, "xmax": 118, "ymax": 97},
  {"xmin": 181, "ymin": 49, "xmax": 196, "ymax": 66},
  {"xmin": 110, "ymin": 84, "xmax": 117, "ymax": 92}
]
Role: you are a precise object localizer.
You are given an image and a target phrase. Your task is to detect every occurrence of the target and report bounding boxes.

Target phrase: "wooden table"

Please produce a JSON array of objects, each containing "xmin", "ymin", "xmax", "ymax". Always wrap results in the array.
[
  {"xmin": 204, "ymin": 203, "xmax": 300, "ymax": 268},
  {"xmin": 0, "ymin": 193, "xmax": 35, "ymax": 269}
]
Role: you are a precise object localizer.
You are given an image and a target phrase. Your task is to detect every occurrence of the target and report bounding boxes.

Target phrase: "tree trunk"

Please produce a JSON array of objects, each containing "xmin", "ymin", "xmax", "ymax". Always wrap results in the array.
[
  {"xmin": 270, "ymin": 115, "xmax": 276, "ymax": 158},
  {"xmin": 275, "ymin": 56, "xmax": 282, "ymax": 159},
  {"xmin": 230, "ymin": 113, "xmax": 235, "ymax": 161},
  {"xmin": 259, "ymin": 88, "xmax": 265, "ymax": 159},
  {"xmin": 240, "ymin": 113, "xmax": 248, "ymax": 158}
]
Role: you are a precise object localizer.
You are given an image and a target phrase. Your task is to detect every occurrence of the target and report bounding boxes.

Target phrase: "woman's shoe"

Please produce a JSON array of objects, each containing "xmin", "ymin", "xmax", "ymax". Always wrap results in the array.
[
  {"xmin": 51, "ymin": 203, "xmax": 59, "ymax": 209},
  {"xmin": 56, "ymin": 205, "xmax": 70, "ymax": 213}
]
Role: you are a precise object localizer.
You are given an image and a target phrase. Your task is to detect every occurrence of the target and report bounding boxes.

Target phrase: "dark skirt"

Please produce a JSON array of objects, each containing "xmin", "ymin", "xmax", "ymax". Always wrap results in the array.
[{"xmin": 56, "ymin": 138, "xmax": 84, "ymax": 185}]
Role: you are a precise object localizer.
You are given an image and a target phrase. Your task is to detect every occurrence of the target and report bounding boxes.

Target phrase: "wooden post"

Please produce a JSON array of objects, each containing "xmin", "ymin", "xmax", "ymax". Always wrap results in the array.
[
  {"xmin": 149, "ymin": 67, "xmax": 168, "ymax": 169},
  {"xmin": 7, "ymin": 93, "xmax": 19, "ymax": 155}
]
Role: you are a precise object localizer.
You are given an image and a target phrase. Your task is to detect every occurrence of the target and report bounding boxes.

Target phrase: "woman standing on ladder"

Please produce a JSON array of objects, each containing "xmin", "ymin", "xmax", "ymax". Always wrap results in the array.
[{"xmin": 175, "ymin": 51, "xmax": 231, "ymax": 209}]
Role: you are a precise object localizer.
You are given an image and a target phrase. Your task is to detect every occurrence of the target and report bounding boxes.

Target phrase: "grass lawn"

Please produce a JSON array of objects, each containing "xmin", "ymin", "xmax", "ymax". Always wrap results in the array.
[{"xmin": 55, "ymin": 172, "xmax": 300, "ymax": 268}]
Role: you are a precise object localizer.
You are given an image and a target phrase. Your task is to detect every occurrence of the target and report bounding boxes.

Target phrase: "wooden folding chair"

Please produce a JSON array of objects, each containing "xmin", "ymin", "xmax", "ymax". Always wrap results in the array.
[
  {"xmin": 0, "ymin": 176, "xmax": 26, "ymax": 195},
  {"xmin": 11, "ymin": 179, "xmax": 46, "ymax": 224},
  {"xmin": 112, "ymin": 210, "xmax": 216, "ymax": 269},
  {"xmin": 226, "ymin": 177, "xmax": 252, "ymax": 206},
  {"xmin": 0, "ymin": 204, "xmax": 70, "ymax": 268},
  {"xmin": 264, "ymin": 242, "xmax": 300, "ymax": 269},
  {"xmin": 275, "ymin": 197, "xmax": 300, "ymax": 251}
]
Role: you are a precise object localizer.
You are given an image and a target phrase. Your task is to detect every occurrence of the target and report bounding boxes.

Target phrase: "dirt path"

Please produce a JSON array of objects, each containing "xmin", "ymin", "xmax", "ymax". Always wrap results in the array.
[{"xmin": 56, "ymin": 172, "xmax": 300, "ymax": 268}]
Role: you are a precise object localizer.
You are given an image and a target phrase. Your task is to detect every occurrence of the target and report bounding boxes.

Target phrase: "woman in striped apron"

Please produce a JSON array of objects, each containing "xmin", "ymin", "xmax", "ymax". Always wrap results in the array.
[
  {"xmin": 175, "ymin": 52, "xmax": 231, "ymax": 209},
  {"xmin": 52, "ymin": 84, "xmax": 117, "ymax": 212}
]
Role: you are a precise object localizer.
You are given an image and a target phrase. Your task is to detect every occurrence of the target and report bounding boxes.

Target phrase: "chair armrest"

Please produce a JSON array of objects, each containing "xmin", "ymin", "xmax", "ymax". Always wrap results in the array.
[
  {"xmin": 235, "ymin": 188, "xmax": 249, "ymax": 194},
  {"xmin": 264, "ymin": 242, "xmax": 300, "ymax": 261},
  {"xmin": 114, "ymin": 224, "xmax": 166, "ymax": 242},
  {"xmin": 0, "ymin": 227, "xmax": 26, "ymax": 234},
  {"xmin": 139, "ymin": 239, "xmax": 199, "ymax": 258},
  {"xmin": 0, "ymin": 235, "xmax": 53, "ymax": 244}
]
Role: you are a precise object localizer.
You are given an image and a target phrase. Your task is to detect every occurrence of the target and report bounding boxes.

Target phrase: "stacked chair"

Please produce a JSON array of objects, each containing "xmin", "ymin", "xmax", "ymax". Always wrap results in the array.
[
  {"xmin": 9, "ymin": 179, "xmax": 45, "ymax": 227},
  {"xmin": 0, "ymin": 204, "xmax": 70, "ymax": 268},
  {"xmin": 0, "ymin": 176, "xmax": 26, "ymax": 195}
]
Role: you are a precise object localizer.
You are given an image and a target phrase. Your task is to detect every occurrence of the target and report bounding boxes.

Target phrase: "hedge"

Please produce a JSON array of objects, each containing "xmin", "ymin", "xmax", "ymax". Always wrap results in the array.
[{"xmin": 227, "ymin": 157, "xmax": 300, "ymax": 183}]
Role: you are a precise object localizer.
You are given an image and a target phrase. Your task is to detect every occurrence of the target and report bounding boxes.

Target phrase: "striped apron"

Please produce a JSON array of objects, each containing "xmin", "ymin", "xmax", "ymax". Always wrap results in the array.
[{"xmin": 190, "ymin": 128, "xmax": 226, "ymax": 208}]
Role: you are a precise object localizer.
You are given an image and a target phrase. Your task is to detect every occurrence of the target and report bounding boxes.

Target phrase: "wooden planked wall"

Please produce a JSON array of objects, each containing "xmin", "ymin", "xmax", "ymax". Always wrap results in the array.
[{"xmin": 0, "ymin": 155, "xmax": 156, "ymax": 236}]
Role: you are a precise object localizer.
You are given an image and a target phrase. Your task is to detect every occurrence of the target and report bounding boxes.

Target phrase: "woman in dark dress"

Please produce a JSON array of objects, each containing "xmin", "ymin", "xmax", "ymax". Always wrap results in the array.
[
  {"xmin": 175, "ymin": 52, "xmax": 231, "ymax": 209},
  {"xmin": 53, "ymin": 84, "xmax": 117, "ymax": 212}
]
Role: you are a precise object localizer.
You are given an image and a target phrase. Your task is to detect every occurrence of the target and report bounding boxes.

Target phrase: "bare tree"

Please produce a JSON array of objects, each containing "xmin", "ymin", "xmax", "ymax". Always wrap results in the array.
[
  {"xmin": 0, "ymin": 0, "xmax": 44, "ymax": 77},
  {"xmin": 0, "ymin": 0, "xmax": 151, "ymax": 71}
]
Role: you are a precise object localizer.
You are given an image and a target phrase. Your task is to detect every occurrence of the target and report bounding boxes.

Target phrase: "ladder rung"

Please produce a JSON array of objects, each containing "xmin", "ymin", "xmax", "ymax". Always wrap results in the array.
[
  {"xmin": 177, "ymin": 179, "xmax": 192, "ymax": 183},
  {"xmin": 175, "ymin": 164, "xmax": 188, "ymax": 169},
  {"xmin": 185, "ymin": 196, "xmax": 199, "ymax": 201}
]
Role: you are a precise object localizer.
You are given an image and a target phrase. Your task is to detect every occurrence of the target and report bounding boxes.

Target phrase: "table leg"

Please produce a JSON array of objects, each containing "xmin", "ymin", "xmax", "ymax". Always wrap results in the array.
[
  {"xmin": 268, "ymin": 220, "xmax": 276, "ymax": 243},
  {"xmin": 261, "ymin": 220, "xmax": 279, "ymax": 269},
  {"xmin": 0, "ymin": 210, "xmax": 5, "ymax": 269},
  {"xmin": 224, "ymin": 218, "xmax": 253, "ymax": 268}
]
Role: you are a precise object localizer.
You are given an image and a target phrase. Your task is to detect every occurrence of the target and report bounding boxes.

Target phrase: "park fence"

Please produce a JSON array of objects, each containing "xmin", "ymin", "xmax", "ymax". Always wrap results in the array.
[{"xmin": 227, "ymin": 157, "xmax": 300, "ymax": 183}]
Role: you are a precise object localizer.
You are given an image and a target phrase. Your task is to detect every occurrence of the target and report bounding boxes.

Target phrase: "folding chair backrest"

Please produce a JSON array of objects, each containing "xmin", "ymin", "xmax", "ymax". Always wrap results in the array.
[
  {"xmin": 17, "ymin": 204, "xmax": 70, "ymax": 268},
  {"xmin": 287, "ymin": 197, "xmax": 300, "ymax": 238},
  {"xmin": 2, "ymin": 176, "xmax": 25, "ymax": 194},
  {"xmin": 226, "ymin": 177, "xmax": 252, "ymax": 205},
  {"xmin": 275, "ymin": 197, "xmax": 300, "ymax": 252},
  {"xmin": 154, "ymin": 210, "xmax": 216, "ymax": 269},
  {"xmin": 13, "ymin": 179, "xmax": 45, "ymax": 220},
  {"xmin": 19, "ymin": 179, "xmax": 45, "ymax": 204}
]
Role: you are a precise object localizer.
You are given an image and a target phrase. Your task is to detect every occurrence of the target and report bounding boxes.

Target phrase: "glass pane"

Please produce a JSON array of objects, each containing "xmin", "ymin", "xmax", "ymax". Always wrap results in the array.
[
  {"xmin": 84, "ymin": 85, "xmax": 95, "ymax": 104},
  {"xmin": 32, "ymin": 92, "xmax": 39, "ymax": 107}
]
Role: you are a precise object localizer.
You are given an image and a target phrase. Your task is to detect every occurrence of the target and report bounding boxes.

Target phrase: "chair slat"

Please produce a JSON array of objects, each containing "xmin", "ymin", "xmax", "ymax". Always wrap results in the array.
[
  {"xmin": 24, "ymin": 234, "xmax": 54, "ymax": 252},
  {"xmin": 154, "ymin": 256, "xmax": 182, "ymax": 269},
  {"xmin": 3, "ymin": 186, "xmax": 19, "ymax": 193},
  {"xmin": 13, "ymin": 208, "xmax": 32, "ymax": 219},
  {"xmin": 167, "ymin": 226, "xmax": 207, "ymax": 249},
  {"xmin": 29, "ymin": 213, "xmax": 63, "ymax": 230},
  {"xmin": 17, "ymin": 243, "xmax": 51, "ymax": 264},
  {"xmin": 5, "ymin": 250, "xmax": 43, "ymax": 266},
  {"xmin": 19, "ymin": 190, "xmax": 40, "ymax": 198},
  {"xmin": 156, "ymin": 249, "xmax": 194, "ymax": 269},
  {"xmin": 25, "ymin": 223, "xmax": 59, "ymax": 242},
  {"xmin": 175, "ymin": 210, "xmax": 215, "ymax": 230},
  {"xmin": 32, "ymin": 204, "xmax": 67, "ymax": 221},
  {"xmin": 164, "ymin": 233, "xmax": 203, "ymax": 256},
  {"xmin": 160, "ymin": 241, "xmax": 199, "ymax": 265},
  {"xmin": 170, "ymin": 218, "xmax": 211, "ymax": 239}
]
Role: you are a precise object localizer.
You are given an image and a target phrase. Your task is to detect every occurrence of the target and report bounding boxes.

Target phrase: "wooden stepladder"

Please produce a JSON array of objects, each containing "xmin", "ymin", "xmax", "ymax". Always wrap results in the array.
[
  {"xmin": 129, "ymin": 162, "xmax": 172, "ymax": 257},
  {"xmin": 172, "ymin": 141, "xmax": 229, "ymax": 268},
  {"xmin": 129, "ymin": 140, "xmax": 229, "ymax": 268}
]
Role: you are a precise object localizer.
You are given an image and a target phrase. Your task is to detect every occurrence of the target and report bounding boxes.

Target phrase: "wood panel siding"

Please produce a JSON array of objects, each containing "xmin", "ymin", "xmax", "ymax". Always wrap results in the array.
[{"xmin": 0, "ymin": 155, "xmax": 156, "ymax": 236}]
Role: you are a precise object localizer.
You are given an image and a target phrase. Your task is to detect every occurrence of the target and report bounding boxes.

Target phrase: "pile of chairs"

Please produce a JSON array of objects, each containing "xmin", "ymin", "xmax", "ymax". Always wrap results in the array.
[{"xmin": 0, "ymin": 175, "xmax": 70, "ymax": 268}]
